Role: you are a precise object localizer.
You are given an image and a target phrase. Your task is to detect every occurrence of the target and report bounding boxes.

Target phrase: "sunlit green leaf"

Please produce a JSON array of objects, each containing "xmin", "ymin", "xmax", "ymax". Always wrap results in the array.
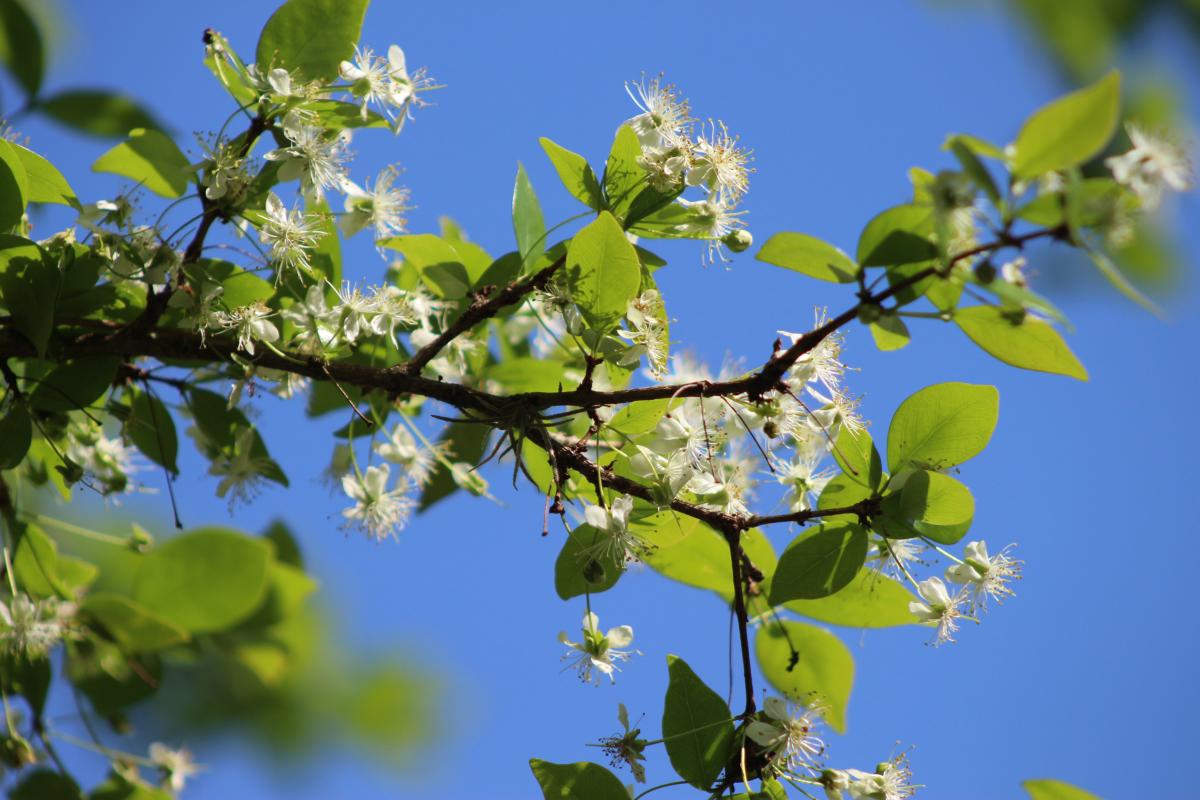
[
  {"xmin": 513, "ymin": 161, "xmax": 546, "ymax": 260},
  {"xmin": 662, "ymin": 655, "xmax": 734, "ymax": 789},
  {"xmin": 539, "ymin": 137, "xmax": 603, "ymax": 210},
  {"xmin": 886, "ymin": 382, "xmax": 999, "ymax": 472},
  {"xmin": 769, "ymin": 522, "xmax": 868, "ymax": 603},
  {"xmin": 757, "ymin": 232, "xmax": 859, "ymax": 283},
  {"xmin": 956, "ymin": 306, "xmax": 1087, "ymax": 380},
  {"xmin": 529, "ymin": 759, "xmax": 628, "ymax": 800},
  {"xmin": 256, "ymin": 0, "xmax": 368, "ymax": 82},
  {"xmin": 565, "ymin": 211, "xmax": 641, "ymax": 331},
  {"xmin": 785, "ymin": 570, "xmax": 917, "ymax": 628},
  {"xmin": 92, "ymin": 128, "xmax": 192, "ymax": 198},
  {"xmin": 755, "ymin": 620, "xmax": 854, "ymax": 733},
  {"xmin": 1011, "ymin": 71, "xmax": 1121, "ymax": 179},
  {"xmin": 133, "ymin": 528, "xmax": 272, "ymax": 634}
]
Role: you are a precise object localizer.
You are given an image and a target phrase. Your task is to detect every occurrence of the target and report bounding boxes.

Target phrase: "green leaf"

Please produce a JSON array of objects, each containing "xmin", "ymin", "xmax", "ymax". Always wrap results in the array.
[
  {"xmin": 755, "ymin": 620, "xmax": 854, "ymax": 733},
  {"xmin": 382, "ymin": 234, "xmax": 486, "ymax": 298},
  {"xmin": 28, "ymin": 357, "xmax": 120, "ymax": 414},
  {"xmin": 856, "ymin": 205, "xmax": 936, "ymax": 267},
  {"xmin": 554, "ymin": 526, "xmax": 623, "ymax": 600},
  {"xmin": 485, "ymin": 357, "xmax": 565, "ymax": 393},
  {"xmin": 529, "ymin": 760, "xmax": 629, "ymax": 800},
  {"xmin": 12, "ymin": 144, "xmax": 77, "ymax": 206},
  {"xmin": 81, "ymin": 593, "xmax": 190, "ymax": 652},
  {"xmin": 831, "ymin": 427, "xmax": 883, "ymax": 490},
  {"xmin": 0, "ymin": 402, "xmax": 32, "ymax": 468},
  {"xmin": 0, "ymin": 0, "xmax": 44, "ymax": 97},
  {"xmin": 608, "ymin": 398, "xmax": 669, "ymax": 436},
  {"xmin": 133, "ymin": 528, "xmax": 272, "ymax": 634},
  {"xmin": 868, "ymin": 313, "xmax": 910, "ymax": 351},
  {"xmin": 8, "ymin": 769, "xmax": 83, "ymax": 800},
  {"xmin": 89, "ymin": 772, "xmax": 174, "ymax": 800},
  {"xmin": 0, "ymin": 139, "xmax": 27, "ymax": 230},
  {"xmin": 769, "ymin": 522, "xmax": 868, "ymax": 603},
  {"xmin": 126, "ymin": 388, "xmax": 179, "ymax": 474},
  {"xmin": 65, "ymin": 640, "xmax": 162, "ymax": 716},
  {"xmin": 565, "ymin": 211, "xmax": 641, "ymax": 331},
  {"xmin": 602, "ymin": 125, "xmax": 645, "ymax": 220},
  {"xmin": 184, "ymin": 258, "xmax": 274, "ymax": 308},
  {"xmin": 946, "ymin": 136, "xmax": 1001, "ymax": 204},
  {"xmin": 13, "ymin": 523, "xmax": 69, "ymax": 599},
  {"xmin": 955, "ymin": 306, "xmax": 1087, "ymax": 380},
  {"xmin": 785, "ymin": 570, "xmax": 917, "ymax": 628},
  {"xmin": 662, "ymin": 655, "xmax": 734, "ymax": 789},
  {"xmin": 513, "ymin": 162, "xmax": 546, "ymax": 260},
  {"xmin": 757, "ymin": 232, "xmax": 858, "ymax": 282},
  {"xmin": 898, "ymin": 469, "xmax": 974, "ymax": 544},
  {"xmin": 92, "ymin": 128, "xmax": 192, "ymax": 198},
  {"xmin": 1022, "ymin": 779, "xmax": 1101, "ymax": 800},
  {"xmin": 886, "ymin": 382, "xmax": 999, "ymax": 473},
  {"xmin": 539, "ymin": 137, "xmax": 603, "ymax": 209},
  {"xmin": 1011, "ymin": 71, "xmax": 1121, "ymax": 180},
  {"xmin": 38, "ymin": 89, "xmax": 161, "ymax": 138},
  {"xmin": 642, "ymin": 523, "xmax": 733, "ymax": 598},
  {"xmin": 256, "ymin": 0, "xmax": 369, "ymax": 82},
  {"xmin": 1085, "ymin": 247, "xmax": 1163, "ymax": 317}
]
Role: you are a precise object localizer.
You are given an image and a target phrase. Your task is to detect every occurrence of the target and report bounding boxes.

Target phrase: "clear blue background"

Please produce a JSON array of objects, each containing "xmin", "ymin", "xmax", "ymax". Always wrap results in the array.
[{"xmin": 10, "ymin": 2, "xmax": 1199, "ymax": 798}]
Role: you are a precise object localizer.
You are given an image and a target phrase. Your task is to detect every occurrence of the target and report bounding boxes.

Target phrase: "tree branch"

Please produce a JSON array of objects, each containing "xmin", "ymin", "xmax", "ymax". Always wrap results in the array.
[{"xmin": 398, "ymin": 254, "xmax": 566, "ymax": 376}]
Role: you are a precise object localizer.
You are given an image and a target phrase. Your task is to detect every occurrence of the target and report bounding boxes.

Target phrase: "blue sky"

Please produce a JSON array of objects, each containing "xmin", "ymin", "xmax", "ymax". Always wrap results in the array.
[{"xmin": 10, "ymin": 2, "xmax": 1199, "ymax": 798}]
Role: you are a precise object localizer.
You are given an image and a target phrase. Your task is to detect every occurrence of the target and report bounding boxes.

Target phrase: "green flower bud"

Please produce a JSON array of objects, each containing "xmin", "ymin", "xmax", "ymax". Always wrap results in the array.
[{"xmin": 722, "ymin": 229, "xmax": 753, "ymax": 253}]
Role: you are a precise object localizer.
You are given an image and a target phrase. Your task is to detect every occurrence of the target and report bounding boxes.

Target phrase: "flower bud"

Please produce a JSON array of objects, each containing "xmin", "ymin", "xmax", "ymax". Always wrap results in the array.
[
  {"xmin": 722, "ymin": 229, "xmax": 753, "ymax": 253},
  {"xmin": 582, "ymin": 557, "xmax": 607, "ymax": 585},
  {"xmin": 974, "ymin": 260, "xmax": 997, "ymax": 284}
]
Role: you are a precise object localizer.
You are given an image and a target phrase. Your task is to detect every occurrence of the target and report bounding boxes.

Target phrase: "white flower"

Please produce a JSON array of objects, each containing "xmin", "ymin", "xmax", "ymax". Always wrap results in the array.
[
  {"xmin": 624, "ymin": 74, "xmax": 692, "ymax": 149},
  {"xmin": 340, "ymin": 165, "xmax": 412, "ymax": 241},
  {"xmin": 675, "ymin": 197, "xmax": 748, "ymax": 264},
  {"xmin": 944, "ymin": 540, "xmax": 1021, "ymax": 611},
  {"xmin": 375, "ymin": 423, "xmax": 441, "ymax": 487},
  {"xmin": 1000, "ymin": 256, "xmax": 1029, "ymax": 288},
  {"xmin": 773, "ymin": 445, "xmax": 835, "ymax": 513},
  {"xmin": 582, "ymin": 496, "xmax": 644, "ymax": 563},
  {"xmin": 341, "ymin": 464, "xmax": 415, "ymax": 542},
  {"xmin": 0, "ymin": 593, "xmax": 73, "ymax": 658},
  {"xmin": 263, "ymin": 111, "xmax": 352, "ymax": 200},
  {"xmin": 195, "ymin": 136, "xmax": 250, "ymax": 201},
  {"xmin": 341, "ymin": 45, "xmax": 430, "ymax": 131},
  {"xmin": 213, "ymin": 302, "xmax": 279, "ymax": 356},
  {"xmin": 66, "ymin": 419, "xmax": 139, "ymax": 496},
  {"xmin": 909, "ymin": 576, "xmax": 969, "ymax": 646},
  {"xmin": 1105, "ymin": 124, "xmax": 1192, "ymax": 211},
  {"xmin": 246, "ymin": 64, "xmax": 301, "ymax": 98},
  {"xmin": 367, "ymin": 285, "xmax": 420, "ymax": 342},
  {"xmin": 616, "ymin": 290, "xmax": 669, "ymax": 377},
  {"xmin": 329, "ymin": 282, "xmax": 379, "ymax": 344},
  {"xmin": 558, "ymin": 612, "xmax": 638, "ymax": 685},
  {"xmin": 866, "ymin": 536, "xmax": 926, "ymax": 580},
  {"xmin": 339, "ymin": 44, "xmax": 393, "ymax": 118},
  {"xmin": 259, "ymin": 192, "xmax": 323, "ymax": 280},
  {"xmin": 148, "ymin": 743, "xmax": 200, "ymax": 793},
  {"xmin": 283, "ymin": 283, "xmax": 338, "ymax": 354},
  {"xmin": 845, "ymin": 755, "xmax": 918, "ymax": 800},
  {"xmin": 208, "ymin": 428, "xmax": 272, "ymax": 508},
  {"xmin": 745, "ymin": 695, "xmax": 826, "ymax": 774},
  {"xmin": 688, "ymin": 120, "xmax": 752, "ymax": 202}
]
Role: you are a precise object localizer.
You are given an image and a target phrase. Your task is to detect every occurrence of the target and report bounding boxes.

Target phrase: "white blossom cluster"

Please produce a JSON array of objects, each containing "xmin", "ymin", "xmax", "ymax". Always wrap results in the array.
[
  {"xmin": 0, "ymin": 592, "xmax": 75, "ymax": 658},
  {"xmin": 907, "ymin": 539, "xmax": 1022, "ymax": 646},
  {"xmin": 745, "ymin": 696, "xmax": 920, "ymax": 798},
  {"xmin": 623, "ymin": 75, "xmax": 754, "ymax": 263}
]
